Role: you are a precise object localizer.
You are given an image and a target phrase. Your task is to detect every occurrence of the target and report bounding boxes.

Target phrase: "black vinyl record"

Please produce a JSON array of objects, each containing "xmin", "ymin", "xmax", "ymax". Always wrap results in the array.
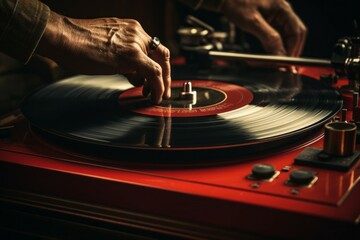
[{"xmin": 22, "ymin": 68, "xmax": 342, "ymax": 153}]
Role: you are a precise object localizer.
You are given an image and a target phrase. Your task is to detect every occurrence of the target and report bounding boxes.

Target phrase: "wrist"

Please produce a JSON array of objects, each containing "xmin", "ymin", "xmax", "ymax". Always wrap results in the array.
[{"xmin": 36, "ymin": 11, "xmax": 65, "ymax": 60}]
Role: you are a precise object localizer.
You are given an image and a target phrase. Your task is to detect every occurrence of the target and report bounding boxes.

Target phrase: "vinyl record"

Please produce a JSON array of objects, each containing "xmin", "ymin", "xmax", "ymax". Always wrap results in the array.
[{"xmin": 22, "ymin": 69, "xmax": 342, "ymax": 152}]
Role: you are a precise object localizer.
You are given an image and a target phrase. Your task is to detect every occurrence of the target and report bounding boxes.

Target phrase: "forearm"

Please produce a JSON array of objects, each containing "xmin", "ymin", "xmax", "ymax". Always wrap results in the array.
[
  {"xmin": 0, "ymin": 0, "xmax": 50, "ymax": 63},
  {"xmin": 36, "ymin": 11, "xmax": 67, "ymax": 62}
]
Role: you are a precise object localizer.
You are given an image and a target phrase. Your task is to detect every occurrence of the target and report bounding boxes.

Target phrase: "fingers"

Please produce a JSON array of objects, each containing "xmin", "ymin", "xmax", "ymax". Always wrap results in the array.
[
  {"xmin": 134, "ymin": 52, "xmax": 165, "ymax": 105},
  {"xmin": 105, "ymin": 19, "xmax": 171, "ymax": 104},
  {"xmin": 138, "ymin": 37, "xmax": 171, "ymax": 104},
  {"xmin": 149, "ymin": 44, "xmax": 171, "ymax": 99},
  {"xmin": 279, "ymin": 4, "xmax": 307, "ymax": 57},
  {"xmin": 126, "ymin": 21, "xmax": 171, "ymax": 103},
  {"xmin": 127, "ymin": 42, "xmax": 171, "ymax": 105},
  {"xmin": 221, "ymin": 0, "xmax": 307, "ymax": 57},
  {"xmin": 243, "ymin": 11, "xmax": 287, "ymax": 56},
  {"xmin": 244, "ymin": 8, "xmax": 306, "ymax": 57}
]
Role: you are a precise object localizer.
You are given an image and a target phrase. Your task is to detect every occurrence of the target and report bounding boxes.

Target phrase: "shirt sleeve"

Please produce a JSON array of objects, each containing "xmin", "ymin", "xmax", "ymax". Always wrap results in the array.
[{"xmin": 0, "ymin": 0, "xmax": 50, "ymax": 63}]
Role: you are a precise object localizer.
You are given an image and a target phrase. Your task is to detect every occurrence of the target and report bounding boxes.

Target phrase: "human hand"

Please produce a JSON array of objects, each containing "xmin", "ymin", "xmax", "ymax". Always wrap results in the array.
[
  {"xmin": 220, "ymin": 0, "xmax": 307, "ymax": 56},
  {"xmin": 37, "ymin": 12, "xmax": 171, "ymax": 104}
]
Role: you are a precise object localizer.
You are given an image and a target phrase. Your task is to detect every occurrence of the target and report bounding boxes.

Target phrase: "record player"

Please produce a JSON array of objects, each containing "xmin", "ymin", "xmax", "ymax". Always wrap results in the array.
[{"xmin": 0, "ymin": 20, "xmax": 360, "ymax": 239}]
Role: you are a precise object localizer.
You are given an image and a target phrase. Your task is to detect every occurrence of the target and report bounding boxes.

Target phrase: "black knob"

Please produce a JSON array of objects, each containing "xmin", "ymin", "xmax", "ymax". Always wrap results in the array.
[
  {"xmin": 289, "ymin": 169, "xmax": 316, "ymax": 185},
  {"xmin": 251, "ymin": 164, "xmax": 275, "ymax": 179},
  {"xmin": 334, "ymin": 43, "xmax": 347, "ymax": 55}
]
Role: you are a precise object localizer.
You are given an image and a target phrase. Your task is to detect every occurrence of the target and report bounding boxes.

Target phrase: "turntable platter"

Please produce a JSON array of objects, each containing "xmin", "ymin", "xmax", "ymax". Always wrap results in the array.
[{"xmin": 21, "ymin": 69, "xmax": 342, "ymax": 152}]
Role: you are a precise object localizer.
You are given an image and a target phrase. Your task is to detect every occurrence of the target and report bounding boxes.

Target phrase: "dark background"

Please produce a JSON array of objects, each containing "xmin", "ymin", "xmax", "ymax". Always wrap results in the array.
[
  {"xmin": 41, "ymin": 0, "xmax": 360, "ymax": 58},
  {"xmin": 292, "ymin": 0, "xmax": 359, "ymax": 58},
  {"xmin": 0, "ymin": 0, "xmax": 359, "ymax": 115},
  {"xmin": 178, "ymin": 0, "xmax": 359, "ymax": 58}
]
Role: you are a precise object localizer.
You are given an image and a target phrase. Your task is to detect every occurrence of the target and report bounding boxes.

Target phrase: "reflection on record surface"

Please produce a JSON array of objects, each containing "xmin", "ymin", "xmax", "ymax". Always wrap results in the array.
[{"xmin": 22, "ymin": 70, "xmax": 342, "ymax": 150}]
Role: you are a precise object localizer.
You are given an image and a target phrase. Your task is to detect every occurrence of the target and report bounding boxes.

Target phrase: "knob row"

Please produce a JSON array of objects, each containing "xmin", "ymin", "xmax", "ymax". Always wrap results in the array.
[{"xmin": 249, "ymin": 164, "xmax": 316, "ymax": 186}]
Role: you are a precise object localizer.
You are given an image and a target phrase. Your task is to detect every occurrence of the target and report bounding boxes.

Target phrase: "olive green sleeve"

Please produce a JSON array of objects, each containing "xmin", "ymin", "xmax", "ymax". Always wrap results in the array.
[{"xmin": 0, "ymin": 0, "xmax": 50, "ymax": 63}]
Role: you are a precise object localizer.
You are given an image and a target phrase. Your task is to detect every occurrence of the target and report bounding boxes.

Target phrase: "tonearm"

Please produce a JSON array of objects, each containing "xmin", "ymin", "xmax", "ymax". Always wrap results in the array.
[{"xmin": 178, "ymin": 16, "xmax": 360, "ymax": 90}]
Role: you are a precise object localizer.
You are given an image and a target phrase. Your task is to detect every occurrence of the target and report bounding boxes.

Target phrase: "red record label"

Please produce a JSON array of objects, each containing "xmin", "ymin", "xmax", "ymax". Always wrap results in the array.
[{"xmin": 118, "ymin": 80, "xmax": 253, "ymax": 117}]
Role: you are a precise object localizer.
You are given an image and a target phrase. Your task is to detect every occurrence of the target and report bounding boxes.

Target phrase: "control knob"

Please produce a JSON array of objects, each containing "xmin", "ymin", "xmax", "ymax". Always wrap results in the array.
[
  {"xmin": 251, "ymin": 164, "xmax": 276, "ymax": 179},
  {"xmin": 289, "ymin": 169, "xmax": 316, "ymax": 186}
]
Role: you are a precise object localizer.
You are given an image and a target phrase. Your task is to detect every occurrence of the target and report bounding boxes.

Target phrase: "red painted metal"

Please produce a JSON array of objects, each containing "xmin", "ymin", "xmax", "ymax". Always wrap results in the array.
[{"xmin": 0, "ymin": 65, "xmax": 359, "ymax": 239}]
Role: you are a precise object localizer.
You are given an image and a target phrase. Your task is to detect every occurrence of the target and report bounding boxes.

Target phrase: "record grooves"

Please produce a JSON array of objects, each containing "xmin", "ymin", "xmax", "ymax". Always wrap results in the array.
[{"xmin": 22, "ymin": 69, "xmax": 342, "ymax": 161}]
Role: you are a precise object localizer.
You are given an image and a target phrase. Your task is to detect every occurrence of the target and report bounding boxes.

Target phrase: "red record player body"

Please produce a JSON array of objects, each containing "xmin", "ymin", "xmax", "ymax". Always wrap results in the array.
[{"xmin": 0, "ymin": 65, "xmax": 359, "ymax": 239}]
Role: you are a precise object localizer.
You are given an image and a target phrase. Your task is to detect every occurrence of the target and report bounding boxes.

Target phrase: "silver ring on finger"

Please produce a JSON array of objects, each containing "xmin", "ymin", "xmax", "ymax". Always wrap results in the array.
[{"xmin": 149, "ymin": 36, "xmax": 161, "ymax": 54}]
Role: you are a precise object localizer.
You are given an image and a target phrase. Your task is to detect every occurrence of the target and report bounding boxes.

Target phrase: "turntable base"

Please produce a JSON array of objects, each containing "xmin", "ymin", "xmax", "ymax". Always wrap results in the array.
[{"xmin": 0, "ymin": 65, "xmax": 359, "ymax": 239}]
